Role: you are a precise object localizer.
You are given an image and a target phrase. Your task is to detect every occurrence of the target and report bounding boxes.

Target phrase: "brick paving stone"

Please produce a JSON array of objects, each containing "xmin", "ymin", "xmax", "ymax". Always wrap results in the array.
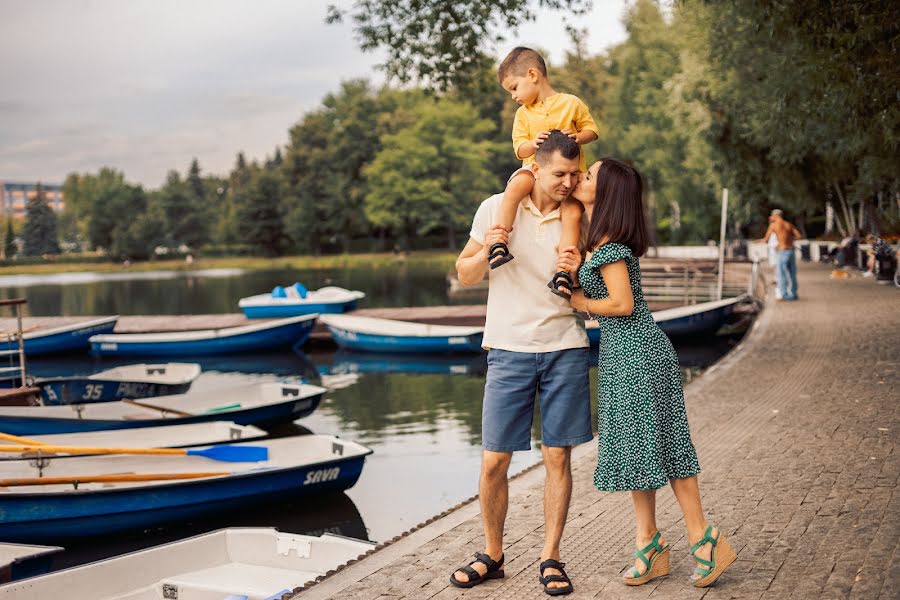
[{"xmin": 293, "ymin": 263, "xmax": 899, "ymax": 600}]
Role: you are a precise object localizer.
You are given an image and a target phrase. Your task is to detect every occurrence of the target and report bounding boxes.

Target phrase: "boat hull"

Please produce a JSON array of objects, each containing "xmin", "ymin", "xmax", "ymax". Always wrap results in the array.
[
  {"xmin": 0, "ymin": 317, "xmax": 118, "ymax": 357},
  {"xmin": 38, "ymin": 379, "xmax": 193, "ymax": 405},
  {"xmin": 89, "ymin": 317, "xmax": 315, "ymax": 357},
  {"xmin": 0, "ymin": 392, "xmax": 321, "ymax": 436},
  {"xmin": 241, "ymin": 300, "xmax": 359, "ymax": 319},
  {"xmin": 0, "ymin": 454, "xmax": 366, "ymax": 543},
  {"xmin": 327, "ymin": 327, "xmax": 484, "ymax": 353}
]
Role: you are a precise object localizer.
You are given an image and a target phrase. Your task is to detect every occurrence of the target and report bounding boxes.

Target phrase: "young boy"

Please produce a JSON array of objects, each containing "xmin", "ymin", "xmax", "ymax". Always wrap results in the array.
[{"xmin": 491, "ymin": 47, "xmax": 599, "ymax": 298}]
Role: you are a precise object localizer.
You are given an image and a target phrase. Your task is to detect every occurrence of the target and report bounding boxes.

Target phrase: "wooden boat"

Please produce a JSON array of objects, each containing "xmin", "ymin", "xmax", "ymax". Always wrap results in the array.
[
  {"xmin": 239, "ymin": 285, "xmax": 365, "ymax": 318},
  {"xmin": 319, "ymin": 314, "xmax": 484, "ymax": 353},
  {"xmin": 88, "ymin": 314, "xmax": 317, "ymax": 357},
  {"xmin": 585, "ymin": 295, "xmax": 747, "ymax": 344},
  {"xmin": 0, "ymin": 316, "xmax": 118, "ymax": 358},
  {"xmin": 0, "ymin": 422, "xmax": 265, "ymax": 458},
  {"xmin": 0, "ymin": 528, "xmax": 374, "ymax": 598},
  {"xmin": 36, "ymin": 362, "xmax": 202, "ymax": 405},
  {"xmin": 0, "ymin": 435, "xmax": 372, "ymax": 543},
  {"xmin": 0, "ymin": 382, "xmax": 324, "ymax": 435},
  {"xmin": 0, "ymin": 542, "xmax": 63, "ymax": 584}
]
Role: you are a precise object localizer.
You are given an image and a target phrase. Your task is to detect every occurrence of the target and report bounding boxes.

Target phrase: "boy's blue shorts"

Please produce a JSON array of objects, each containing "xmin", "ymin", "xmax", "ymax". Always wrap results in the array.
[{"xmin": 482, "ymin": 347, "xmax": 593, "ymax": 452}]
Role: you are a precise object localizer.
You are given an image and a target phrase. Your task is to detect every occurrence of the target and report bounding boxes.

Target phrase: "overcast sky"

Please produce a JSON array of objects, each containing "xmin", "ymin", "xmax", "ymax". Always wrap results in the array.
[{"xmin": 0, "ymin": 0, "xmax": 628, "ymax": 188}]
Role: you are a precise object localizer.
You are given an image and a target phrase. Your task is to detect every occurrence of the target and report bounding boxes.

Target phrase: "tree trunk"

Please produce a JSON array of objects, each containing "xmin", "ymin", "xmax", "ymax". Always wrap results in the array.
[
  {"xmin": 447, "ymin": 225, "xmax": 457, "ymax": 251},
  {"xmin": 833, "ymin": 182, "xmax": 855, "ymax": 233}
]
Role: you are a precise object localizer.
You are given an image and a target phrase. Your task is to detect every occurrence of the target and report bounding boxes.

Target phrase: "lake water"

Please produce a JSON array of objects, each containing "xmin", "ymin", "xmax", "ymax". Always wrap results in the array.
[{"xmin": 4, "ymin": 266, "xmax": 745, "ymax": 572}]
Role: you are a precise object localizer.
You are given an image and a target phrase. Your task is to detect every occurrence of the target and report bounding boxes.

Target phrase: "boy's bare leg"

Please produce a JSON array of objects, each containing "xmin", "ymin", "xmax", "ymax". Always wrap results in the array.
[
  {"xmin": 548, "ymin": 198, "xmax": 585, "ymax": 296},
  {"xmin": 491, "ymin": 172, "xmax": 535, "ymax": 267},
  {"xmin": 541, "ymin": 445, "xmax": 573, "ymax": 590},
  {"xmin": 452, "ymin": 450, "xmax": 511, "ymax": 582}
]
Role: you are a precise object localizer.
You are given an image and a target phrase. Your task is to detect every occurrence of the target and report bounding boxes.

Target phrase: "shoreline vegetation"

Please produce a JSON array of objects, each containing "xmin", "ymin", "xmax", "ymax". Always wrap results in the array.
[{"xmin": 0, "ymin": 251, "xmax": 460, "ymax": 276}]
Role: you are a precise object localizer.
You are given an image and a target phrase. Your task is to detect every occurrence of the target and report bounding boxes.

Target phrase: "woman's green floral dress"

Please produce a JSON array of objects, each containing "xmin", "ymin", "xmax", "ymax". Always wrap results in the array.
[{"xmin": 579, "ymin": 242, "xmax": 701, "ymax": 491}]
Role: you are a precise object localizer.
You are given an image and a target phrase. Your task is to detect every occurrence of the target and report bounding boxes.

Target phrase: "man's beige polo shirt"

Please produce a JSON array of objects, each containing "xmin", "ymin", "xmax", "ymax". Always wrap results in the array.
[{"xmin": 469, "ymin": 189, "xmax": 588, "ymax": 353}]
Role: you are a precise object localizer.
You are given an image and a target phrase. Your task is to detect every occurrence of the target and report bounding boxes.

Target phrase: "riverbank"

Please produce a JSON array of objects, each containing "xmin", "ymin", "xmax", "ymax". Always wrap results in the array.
[
  {"xmin": 293, "ymin": 261, "xmax": 899, "ymax": 599},
  {"xmin": 0, "ymin": 250, "xmax": 458, "ymax": 276}
]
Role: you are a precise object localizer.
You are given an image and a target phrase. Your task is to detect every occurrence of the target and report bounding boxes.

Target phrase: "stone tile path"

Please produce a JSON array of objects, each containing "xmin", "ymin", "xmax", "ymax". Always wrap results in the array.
[{"xmin": 294, "ymin": 263, "xmax": 899, "ymax": 600}]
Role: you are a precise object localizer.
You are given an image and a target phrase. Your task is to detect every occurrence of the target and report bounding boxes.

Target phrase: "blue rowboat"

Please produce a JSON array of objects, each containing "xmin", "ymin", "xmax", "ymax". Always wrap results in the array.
[
  {"xmin": 239, "ymin": 285, "xmax": 365, "ymax": 318},
  {"xmin": 585, "ymin": 295, "xmax": 747, "ymax": 345},
  {"xmin": 37, "ymin": 362, "xmax": 202, "ymax": 405},
  {"xmin": 0, "ymin": 382, "xmax": 324, "ymax": 435},
  {"xmin": 0, "ymin": 316, "xmax": 118, "ymax": 358},
  {"xmin": 319, "ymin": 314, "xmax": 484, "ymax": 353},
  {"xmin": 0, "ymin": 435, "xmax": 372, "ymax": 543},
  {"xmin": 88, "ymin": 314, "xmax": 317, "ymax": 357},
  {"xmin": 0, "ymin": 542, "xmax": 63, "ymax": 583}
]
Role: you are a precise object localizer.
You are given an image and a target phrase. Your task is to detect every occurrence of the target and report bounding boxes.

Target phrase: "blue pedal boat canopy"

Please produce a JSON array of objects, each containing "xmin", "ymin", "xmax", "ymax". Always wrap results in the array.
[{"xmin": 239, "ymin": 285, "xmax": 365, "ymax": 318}]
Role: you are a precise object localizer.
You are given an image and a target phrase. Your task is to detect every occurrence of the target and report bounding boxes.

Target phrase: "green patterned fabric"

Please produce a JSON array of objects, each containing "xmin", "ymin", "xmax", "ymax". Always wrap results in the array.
[{"xmin": 578, "ymin": 242, "xmax": 701, "ymax": 491}]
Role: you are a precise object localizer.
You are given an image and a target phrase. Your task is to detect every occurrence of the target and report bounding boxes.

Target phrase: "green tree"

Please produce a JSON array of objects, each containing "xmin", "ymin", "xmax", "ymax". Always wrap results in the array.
[
  {"xmin": 364, "ymin": 98, "xmax": 499, "ymax": 249},
  {"xmin": 110, "ymin": 199, "xmax": 167, "ymax": 260},
  {"xmin": 23, "ymin": 184, "xmax": 61, "ymax": 256},
  {"xmin": 3, "ymin": 219, "xmax": 16, "ymax": 259},
  {"xmin": 62, "ymin": 169, "xmax": 144, "ymax": 251},
  {"xmin": 158, "ymin": 168, "xmax": 211, "ymax": 250},
  {"xmin": 327, "ymin": 0, "xmax": 591, "ymax": 90},
  {"xmin": 236, "ymin": 170, "xmax": 288, "ymax": 256},
  {"xmin": 283, "ymin": 80, "xmax": 400, "ymax": 253}
]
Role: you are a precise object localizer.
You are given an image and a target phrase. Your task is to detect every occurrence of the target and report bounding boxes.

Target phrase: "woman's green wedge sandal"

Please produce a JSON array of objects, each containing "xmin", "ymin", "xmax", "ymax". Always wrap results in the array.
[
  {"xmin": 689, "ymin": 525, "xmax": 736, "ymax": 587},
  {"xmin": 623, "ymin": 531, "xmax": 670, "ymax": 586}
]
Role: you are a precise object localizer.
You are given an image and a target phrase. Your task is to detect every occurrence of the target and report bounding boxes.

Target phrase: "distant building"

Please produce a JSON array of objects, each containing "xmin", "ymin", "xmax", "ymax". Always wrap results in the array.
[{"xmin": 0, "ymin": 181, "xmax": 65, "ymax": 219}]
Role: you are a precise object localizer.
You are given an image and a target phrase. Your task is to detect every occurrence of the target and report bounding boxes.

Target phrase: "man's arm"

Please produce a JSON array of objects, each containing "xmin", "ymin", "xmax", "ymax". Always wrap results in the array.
[
  {"xmin": 755, "ymin": 223, "xmax": 775, "ymax": 244},
  {"xmin": 456, "ymin": 225, "xmax": 510, "ymax": 286}
]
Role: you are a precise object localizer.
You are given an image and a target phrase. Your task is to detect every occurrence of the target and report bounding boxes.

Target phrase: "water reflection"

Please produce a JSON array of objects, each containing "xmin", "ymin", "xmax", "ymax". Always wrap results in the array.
[{"xmin": 1, "ymin": 265, "xmax": 464, "ymax": 316}]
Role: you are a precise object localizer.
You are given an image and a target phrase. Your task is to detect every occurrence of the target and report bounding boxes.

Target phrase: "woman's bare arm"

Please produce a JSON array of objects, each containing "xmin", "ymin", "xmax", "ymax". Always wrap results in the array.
[{"xmin": 569, "ymin": 260, "xmax": 634, "ymax": 317}]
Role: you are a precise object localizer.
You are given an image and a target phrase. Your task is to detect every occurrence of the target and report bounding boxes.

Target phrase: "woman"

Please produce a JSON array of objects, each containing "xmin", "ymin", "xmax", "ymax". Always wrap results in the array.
[{"xmin": 562, "ymin": 158, "xmax": 736, "ymax": 588}]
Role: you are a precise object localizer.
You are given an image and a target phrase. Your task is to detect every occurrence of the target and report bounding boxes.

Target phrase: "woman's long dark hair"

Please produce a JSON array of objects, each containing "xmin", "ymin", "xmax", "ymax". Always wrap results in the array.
[{"xmin": 585, "ymin": 158, "xmax": 649, "ymax": 256}]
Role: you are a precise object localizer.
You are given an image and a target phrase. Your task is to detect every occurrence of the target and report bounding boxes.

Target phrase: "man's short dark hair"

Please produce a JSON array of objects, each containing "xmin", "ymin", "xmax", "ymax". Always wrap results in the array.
[
  {"xmin": 535, "ymin": 130, "xmax": 579, "ymax": 165},
  {"xmin": 497, "ymin": 47, "xmax": 547, "ymax": 82}
]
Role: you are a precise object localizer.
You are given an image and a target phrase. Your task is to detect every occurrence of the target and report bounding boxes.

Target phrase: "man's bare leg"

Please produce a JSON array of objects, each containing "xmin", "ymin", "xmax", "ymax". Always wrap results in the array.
[
  {"xmin": 453, "ymin": 450, "xmax": 511, "ymax": 582},
  {"xmin": 541, "ymin": 445, "xmax": 573, "ymax": 590}
]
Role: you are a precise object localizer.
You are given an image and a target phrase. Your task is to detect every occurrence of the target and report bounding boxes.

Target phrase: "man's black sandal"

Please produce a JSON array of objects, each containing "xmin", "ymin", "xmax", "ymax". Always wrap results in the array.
[
  {"xmin": 449, "ymin": 552, "xmax": 505, "ymax": 588},
  {"xmin": 547, "ymin": 271, "xmax": 574, "ymax": 299},
  {"xmin": 488, "ymin": 243, "xmax": 514, "ymax": 269},
  {"xmin": 538, "ymin": 559, "xmax": 574, "ymax": 596}
]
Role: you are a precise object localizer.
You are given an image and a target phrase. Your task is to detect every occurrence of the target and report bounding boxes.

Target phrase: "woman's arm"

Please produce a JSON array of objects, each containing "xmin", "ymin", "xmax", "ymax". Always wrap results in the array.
[{"xmin": 569, "ymin": 261, "xmax": 634, "ymax": 317}]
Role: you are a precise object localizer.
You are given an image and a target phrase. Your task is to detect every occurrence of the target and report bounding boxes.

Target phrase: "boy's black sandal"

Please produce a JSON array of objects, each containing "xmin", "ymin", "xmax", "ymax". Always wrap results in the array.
[
  {"xmin": 538, "ymin": 559, "xmax": 574, "ymax": 596},
  {"xmin": 449, "ymin": 552, "xmax": 505, "ymax": 588},
  {"xmin": 488, "ymin": 243, "xmax": 514, "ymax": 269},
  {"xmin": 547, "ymin": 271, "xmax": 574, "ymax": 299}
]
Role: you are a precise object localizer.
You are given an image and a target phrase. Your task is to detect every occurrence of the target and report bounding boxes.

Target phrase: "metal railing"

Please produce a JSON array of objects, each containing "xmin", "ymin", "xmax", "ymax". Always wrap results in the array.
[{"xmin": 0, "ymin": 298, "xmax": 28, "ymax": 387}]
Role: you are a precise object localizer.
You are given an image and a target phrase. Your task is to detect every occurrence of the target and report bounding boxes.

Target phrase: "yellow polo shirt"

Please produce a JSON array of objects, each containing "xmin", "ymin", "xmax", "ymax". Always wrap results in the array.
[
  {"xmin": 469, "ymin": 182, "xmax": 589, "ymax": 353},
  {"xmin": 512, "ymin": 93, "xmax": 599, "ymax": 172}
]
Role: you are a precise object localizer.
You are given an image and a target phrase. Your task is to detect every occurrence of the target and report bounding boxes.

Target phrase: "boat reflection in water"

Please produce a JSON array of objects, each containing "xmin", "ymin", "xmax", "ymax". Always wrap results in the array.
[{"xmin": 317, "ymin": 349, "xmax": 487, "ymax": 377}]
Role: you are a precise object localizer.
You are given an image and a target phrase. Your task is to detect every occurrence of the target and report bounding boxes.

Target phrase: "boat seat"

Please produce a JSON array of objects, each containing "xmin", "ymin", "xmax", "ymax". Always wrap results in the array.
[{"xmin": 159, "ymin": 563, "xmax": 318, "ymax": 599}]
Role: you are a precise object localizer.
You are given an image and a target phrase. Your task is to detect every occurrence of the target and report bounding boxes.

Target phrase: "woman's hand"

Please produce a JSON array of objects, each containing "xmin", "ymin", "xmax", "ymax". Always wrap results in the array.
[{"xmin": 569, "ymin": 288, "xmax": 589, "ymax": 313}]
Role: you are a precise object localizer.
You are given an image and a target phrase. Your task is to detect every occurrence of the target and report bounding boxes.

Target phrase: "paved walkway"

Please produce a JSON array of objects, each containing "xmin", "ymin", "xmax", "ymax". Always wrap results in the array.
[{"xmin": 295, "ymin": 263, "xmax": 899, "ymax": 600}]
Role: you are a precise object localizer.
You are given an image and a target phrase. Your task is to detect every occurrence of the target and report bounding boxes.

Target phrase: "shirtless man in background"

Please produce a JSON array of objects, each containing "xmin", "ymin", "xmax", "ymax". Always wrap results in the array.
[{"xmin": 760, "ymin": 209, "xmax": 802, "ymax": 300}]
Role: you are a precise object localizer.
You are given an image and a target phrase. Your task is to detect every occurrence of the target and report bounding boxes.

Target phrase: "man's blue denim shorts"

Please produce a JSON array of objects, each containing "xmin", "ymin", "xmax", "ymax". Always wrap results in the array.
[{"xmin": 482, "ymin": 347, "xmax": 593, "ymax": 452}]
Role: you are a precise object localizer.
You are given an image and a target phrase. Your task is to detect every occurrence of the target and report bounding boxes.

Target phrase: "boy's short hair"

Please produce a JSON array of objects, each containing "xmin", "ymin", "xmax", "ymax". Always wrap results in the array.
[
  {"xmin": 535, "ymin": 130, "xmax": 579, "ymax": 165},
  {"xmin": 497, "ymin": 47, "xmax": 547, "ymax": 83}
]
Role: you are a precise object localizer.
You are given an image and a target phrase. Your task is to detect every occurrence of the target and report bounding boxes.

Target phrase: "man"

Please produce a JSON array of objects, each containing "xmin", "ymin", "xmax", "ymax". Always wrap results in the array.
[
  {"xmin": 760, "ymin": 209, "xmax": 802, "ymax": 300},
  {"xmin": 449, "ymin": 131, "xmax": 592, "ymax": 596}
]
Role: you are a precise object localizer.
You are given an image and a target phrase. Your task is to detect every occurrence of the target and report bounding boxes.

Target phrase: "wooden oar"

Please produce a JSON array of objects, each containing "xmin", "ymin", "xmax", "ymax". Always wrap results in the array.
[
  {"xmin": 123, "ymin": 399, "xmax": 192, "ymax": 417},
  {"xmin": 0, "ymin": 472, "xmax": 229, "ymax": 487},
  {"xmin": 0, "ymin": 444, "xmax": 269, "ymax": 463},
  {"xmin": 0, "ymin": 432, "xmax": 46, "ymax": 446}
]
